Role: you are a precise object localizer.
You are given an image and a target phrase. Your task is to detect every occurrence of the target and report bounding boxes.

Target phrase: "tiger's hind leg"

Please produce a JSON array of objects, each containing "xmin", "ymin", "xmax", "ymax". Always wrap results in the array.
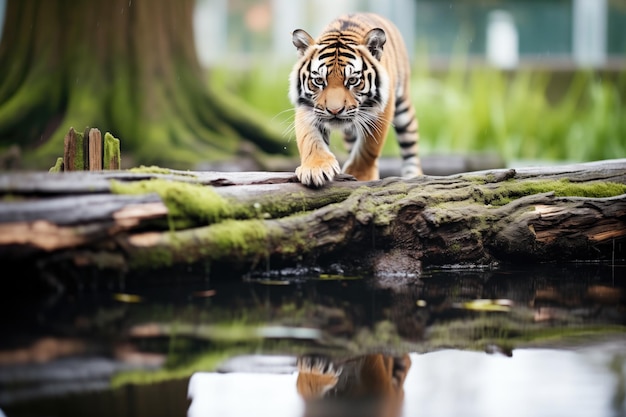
[{"xmin": 393, "ymin": 95, "xmax": 422, "ymax": 177}]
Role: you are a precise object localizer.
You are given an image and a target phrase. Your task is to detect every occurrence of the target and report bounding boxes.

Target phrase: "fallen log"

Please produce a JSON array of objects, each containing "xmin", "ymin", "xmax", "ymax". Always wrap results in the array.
[{"xmin": 1, "ymin": 159, "xmax": 625, "ymax": 283}]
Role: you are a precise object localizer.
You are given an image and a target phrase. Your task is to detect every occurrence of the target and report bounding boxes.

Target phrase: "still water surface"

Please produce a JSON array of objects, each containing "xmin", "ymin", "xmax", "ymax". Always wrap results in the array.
[{"xmin": 0, "ymin": 264, "xmax": 624, "ymax": 417}]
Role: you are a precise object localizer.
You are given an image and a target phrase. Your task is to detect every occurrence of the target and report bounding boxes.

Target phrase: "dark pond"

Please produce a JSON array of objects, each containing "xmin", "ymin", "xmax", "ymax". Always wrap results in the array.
[{"xmin": 0, "ymin": 263, "xmax": 625, "ymax": 417}]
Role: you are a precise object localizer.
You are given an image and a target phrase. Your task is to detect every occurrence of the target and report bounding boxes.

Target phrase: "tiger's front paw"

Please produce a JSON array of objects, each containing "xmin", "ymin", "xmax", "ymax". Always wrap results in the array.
[{"xmin": 296, "ymin": 155, "xmax": 341, "ymax": 188}]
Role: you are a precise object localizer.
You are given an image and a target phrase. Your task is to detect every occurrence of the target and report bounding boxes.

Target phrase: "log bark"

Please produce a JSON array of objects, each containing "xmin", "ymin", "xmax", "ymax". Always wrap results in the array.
[{"xmin": 1, "ymin": 159, "xmax": 625, "ymax": 282}]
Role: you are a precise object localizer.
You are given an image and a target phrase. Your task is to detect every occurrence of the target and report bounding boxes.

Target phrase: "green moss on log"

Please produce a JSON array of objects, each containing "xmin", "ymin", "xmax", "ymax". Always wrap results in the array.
[
  {"xmin": 49, "ymin": 157, "xmax": 63, "ymax": 172},
  {"xmin": 110, "ymin": 174, "xmax": 354, "ymax": 227},
  {"xmin": 199, "ymin": 219, "xmax": 269, "ymax": 258},
  {"xmin": 129, "ymin": 165, "xmax": 197, "ymax": 177},
  {"xmin": 110, "ymin": 179, "xmax": 233, "ymax": 227},
  {"xmin": 73, "ymin": 129, "xmax": 86, "ymax": 170},
  {"xmin": 128, "ymin": 219, "xmax": 270, "ymax": 269},
  {"xmin": 482, "ymin": 179, "xmax": 626, "ymax": 206}
]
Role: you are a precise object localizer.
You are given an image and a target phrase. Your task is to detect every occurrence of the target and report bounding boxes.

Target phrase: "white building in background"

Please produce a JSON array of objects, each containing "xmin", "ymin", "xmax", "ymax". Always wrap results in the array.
[
  {"xmin": 486, "ymin": 10, "xmax": 519, "ymax": 70},
  {"xmin": 572, "ymin": 0, "xmax": 607, "ymax": 68},
  {"xmin": 193, "ymin": 0, "xmax": 618, "ymax": 69},
  {"xmin": 0, "ymin": 0, "xmax": 5, "ymax": 38},
  {"xmin": 0, "ymin": 0, "xmax": 616, "ymax": 70},
  {"xmin": 194, "ymin": 0, "xmax": 228, "ymax": 66}
]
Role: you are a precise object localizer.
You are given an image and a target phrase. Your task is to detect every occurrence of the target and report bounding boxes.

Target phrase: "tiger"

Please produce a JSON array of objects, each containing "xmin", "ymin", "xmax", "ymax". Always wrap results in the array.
[
  {"xmin": 296, "ymin": 353, "xmax": 412, "ymax": 417},
  {"xmin": 289, "ymin": 13, "xmax": 422, "ymax": 188}
]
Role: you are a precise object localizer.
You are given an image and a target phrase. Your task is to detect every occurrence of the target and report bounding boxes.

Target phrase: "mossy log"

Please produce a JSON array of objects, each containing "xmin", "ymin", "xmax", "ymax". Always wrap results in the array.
[{"xmin": 1, "ymin": 159, "xmax": 625, "ymax": 282}]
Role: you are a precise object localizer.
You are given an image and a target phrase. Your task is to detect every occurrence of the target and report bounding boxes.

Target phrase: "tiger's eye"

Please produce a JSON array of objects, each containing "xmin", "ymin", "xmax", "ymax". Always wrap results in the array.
[
  {"xmin": 312, "ymin": 77, "xmax": 325, "ymax": 87},
  {"xmin": 347, "ymin": 77, "xmax": 359, "ymax": 86}
]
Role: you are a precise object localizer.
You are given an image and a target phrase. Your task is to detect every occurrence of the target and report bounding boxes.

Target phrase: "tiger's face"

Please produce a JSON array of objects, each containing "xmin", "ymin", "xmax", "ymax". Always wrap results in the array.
[{"xmin": 289, "ymin": 28, "xmax": 390, "ymax": 134}]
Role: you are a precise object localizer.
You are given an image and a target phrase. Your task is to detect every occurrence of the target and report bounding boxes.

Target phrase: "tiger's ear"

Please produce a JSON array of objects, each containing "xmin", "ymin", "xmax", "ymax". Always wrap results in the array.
[
  {"xmin": 292, "ymin": 29, "xmax": 315, "ymax": 56},
  {"xmin": 364, "ymin": 28, "xmax": 386, "ymax": 60}
]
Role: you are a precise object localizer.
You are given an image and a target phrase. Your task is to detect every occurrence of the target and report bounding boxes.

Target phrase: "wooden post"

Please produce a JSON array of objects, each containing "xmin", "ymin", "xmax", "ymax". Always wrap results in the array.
[
  {"xmin": 104, "ymin": 132, "xmax": 121, "ymax": 170},
  {"xmin": 56, "ymin": 127, "xmax": 119, "ymax": 171},
  {"xmin": 62, "ymin": 127, "xmax": 72, "ymax": 170},
  {"xmin": 83, "ymin": 127, "xmax": 91, "ymax": 164},
  {"xmin": 88, "ymin": 128, "xmax": 103, "ymax": 171},
  {"xmin": 63, "ymin": 127, "xmax": 85, "ymax": 171}
]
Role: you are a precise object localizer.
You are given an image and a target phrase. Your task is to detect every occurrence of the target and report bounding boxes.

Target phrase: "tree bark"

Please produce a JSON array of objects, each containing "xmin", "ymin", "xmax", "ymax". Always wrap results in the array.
[
  {"xmin": 0, "ymin": 0, "xmax": 288, "ymax": 170},
  {"xmin": 1, "ymin": 160, "xmax": 625, "ymax": 283}
]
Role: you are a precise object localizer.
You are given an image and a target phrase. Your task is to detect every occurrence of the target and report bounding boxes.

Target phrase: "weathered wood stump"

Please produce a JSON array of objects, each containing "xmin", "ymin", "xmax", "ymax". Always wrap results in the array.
[
  {"xmin": 49, "ymin": 127, "xmax": 121, "ymax": 172},
  {"xmin": 1, "ymin": 159, "xmax": 625, "ymax": 284}
]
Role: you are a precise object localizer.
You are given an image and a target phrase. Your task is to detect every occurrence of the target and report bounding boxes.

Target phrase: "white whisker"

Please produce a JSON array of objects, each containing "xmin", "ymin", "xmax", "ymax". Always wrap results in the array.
[
  {"xmin": 353, "ymin": 109, "xmax": 391, "ymax": 143},
  {"xmin": 271, "ymin": 108, "xmax": 295, "ymax": 122},
  {"xmin": 281, "ymin": 123, "xmax": 296, "ymax": 141},
  {"xmin": 272, "ymin": 108, "xmax": 298, "ymax": 141}
]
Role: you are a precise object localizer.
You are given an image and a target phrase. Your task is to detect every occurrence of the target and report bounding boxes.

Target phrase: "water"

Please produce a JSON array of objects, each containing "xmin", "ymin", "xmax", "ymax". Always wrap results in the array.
[
  {"xmin": 189, "ymin": 348, "xmax": 624, "ymax": 417},
  {"xmin": 0, "ymin": 263, "xmax": 624, "ymax": 417}
]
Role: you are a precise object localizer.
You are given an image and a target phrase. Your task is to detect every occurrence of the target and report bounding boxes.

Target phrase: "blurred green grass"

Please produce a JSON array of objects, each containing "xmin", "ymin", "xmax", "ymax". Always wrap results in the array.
[{"xmin": 208, "ymin": 61, "xmax": 626, "ymax": 165}]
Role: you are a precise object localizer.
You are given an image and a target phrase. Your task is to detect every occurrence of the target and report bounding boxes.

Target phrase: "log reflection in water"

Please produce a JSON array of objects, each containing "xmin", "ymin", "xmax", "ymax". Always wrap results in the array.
[{"xmin": 1, "ymin": 264, "xmax": 624, "ymax": 416}]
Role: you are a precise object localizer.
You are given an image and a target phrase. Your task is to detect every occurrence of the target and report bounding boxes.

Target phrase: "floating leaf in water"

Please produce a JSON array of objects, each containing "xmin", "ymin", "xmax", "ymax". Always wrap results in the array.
[
  {"xmin": 255, "ymin": 280, "xmax": 292, "ymax": 286},
  {"xmin": 459, "ymin": 299, "xmax": 512, "ymax": 312},
  {"xmin": 586, "ymin": 285, "xmax": 623, "ymax": 304},
  {"xmin": 318, "ymin": 274, "xmax": 361, "ymax": 281},
  {"xmin": 193, "ymin": 289, "xmax": 216, "ymax": 298},
  {"xmin": 113, "ymin": 293, "xmax": 143, "ymax": 303}
]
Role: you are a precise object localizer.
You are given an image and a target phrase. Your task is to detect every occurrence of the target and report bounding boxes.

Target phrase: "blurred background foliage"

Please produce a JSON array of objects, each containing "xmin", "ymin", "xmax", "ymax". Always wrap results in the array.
[
  {"xmin": 0, "ymin": 0, "xmax": 624, "ymax": 169},
  {"xmin": 199, "ymin": 0, "xmax": 626, "ymax": 167},
  {"xmin": 209, "ymin": 62, "xmax": 625, "ymax": 165}
]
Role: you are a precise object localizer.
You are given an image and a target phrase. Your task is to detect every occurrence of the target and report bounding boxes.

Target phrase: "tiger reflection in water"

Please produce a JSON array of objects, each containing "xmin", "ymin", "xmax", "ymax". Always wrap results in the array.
[{"xmin": 296, "ymin": 353, "xmax": 411, "ymax": 417}]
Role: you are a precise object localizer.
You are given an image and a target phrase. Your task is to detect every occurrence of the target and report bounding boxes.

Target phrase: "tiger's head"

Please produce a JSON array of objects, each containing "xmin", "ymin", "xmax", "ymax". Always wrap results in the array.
[{"xmin": 288, "ymin": 28, "xmax": 391, "ymax": 133}]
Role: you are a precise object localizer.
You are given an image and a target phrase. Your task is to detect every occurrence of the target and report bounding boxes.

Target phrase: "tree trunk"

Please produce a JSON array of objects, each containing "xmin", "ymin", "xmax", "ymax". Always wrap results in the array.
[
  {"xmin": 0, "ymin": 0, "xmax": 288, "ymax": 170},
  {"xmin": 1, "ymin": 160, "xmax": 625, "ymax": 285}
]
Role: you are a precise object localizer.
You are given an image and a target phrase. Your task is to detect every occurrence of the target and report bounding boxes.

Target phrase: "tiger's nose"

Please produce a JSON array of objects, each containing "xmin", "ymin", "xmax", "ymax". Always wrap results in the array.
[{"xmin": 328, "ymin": 106, "xmax": 344, "ymax": 115}]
